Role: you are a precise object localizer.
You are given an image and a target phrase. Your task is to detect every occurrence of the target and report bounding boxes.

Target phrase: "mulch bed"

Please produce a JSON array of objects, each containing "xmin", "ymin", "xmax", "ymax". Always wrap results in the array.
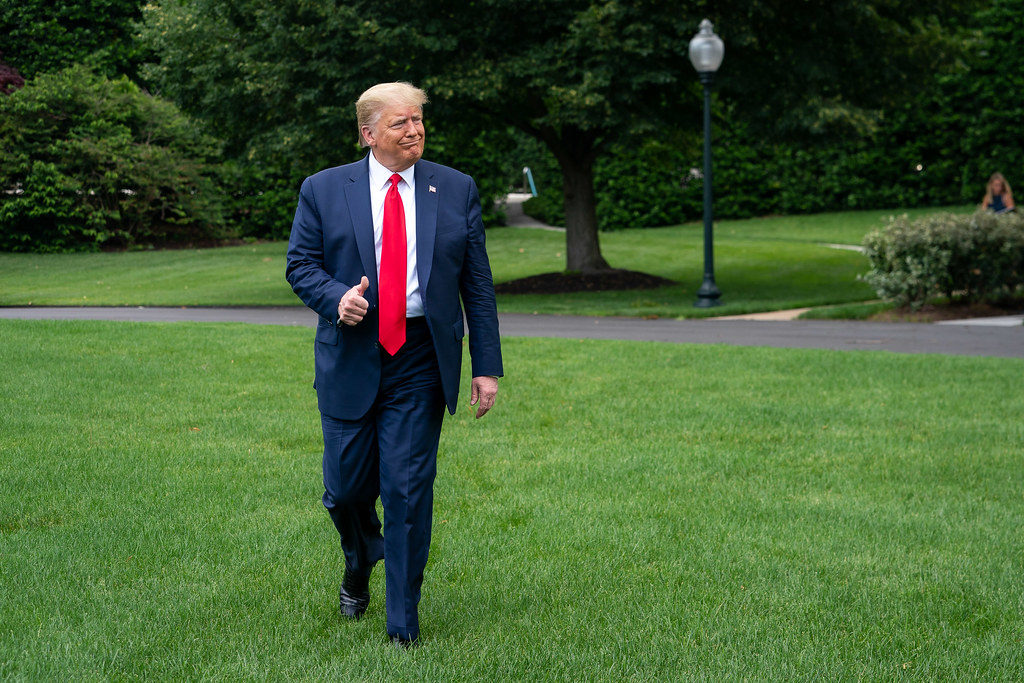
[
  {"xmin": 494, "ymin": 269, "xmax": 675, "ymax": 295},
  {"xmin": 871, "ymin": 300, "xmax": 1024, "ymax": 322}
]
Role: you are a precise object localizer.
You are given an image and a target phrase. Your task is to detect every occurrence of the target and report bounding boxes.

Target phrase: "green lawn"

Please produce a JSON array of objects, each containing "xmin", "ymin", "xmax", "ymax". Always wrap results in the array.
[
  {"xmin": 0, "ymin": 241, "xmax": 290, "ymax": 307},
  {"xmin": 2, "ymin": 319, "xmax": 1022, "ymax": 678},
  {"xmin": 0, "ymin": 206, "xmax": 972, "ymax": 317},
  {"xmin": 708, "ymin": 204, "xmax": 975, "ymax": 244}
]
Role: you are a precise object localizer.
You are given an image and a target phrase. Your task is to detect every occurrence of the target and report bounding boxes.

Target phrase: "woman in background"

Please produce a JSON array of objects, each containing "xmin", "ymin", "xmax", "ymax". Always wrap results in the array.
[{"xmin": 981, "ymin": 172, "xmax": 1015, "ymax": 213}]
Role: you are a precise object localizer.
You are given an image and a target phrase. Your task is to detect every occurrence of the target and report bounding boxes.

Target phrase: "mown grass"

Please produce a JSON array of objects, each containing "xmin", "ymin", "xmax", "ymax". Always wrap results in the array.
[
  {"xmin": 0, "ymin": 205, "xmax": 972, "ymax": 317},
  {"xmin": 799, "ymin": 301, "xmax": 895, "ymax": 320},
  {"xmin": 491, "ymin": 227, "xmax": 870, "ymax": 317},
  {"xmin": 0, "ymin": 242, "xmax": 289, "ymax": 307},
  {"xmin": 2, "ymin": 319, "xmax": 1022, "ymax": 678}
]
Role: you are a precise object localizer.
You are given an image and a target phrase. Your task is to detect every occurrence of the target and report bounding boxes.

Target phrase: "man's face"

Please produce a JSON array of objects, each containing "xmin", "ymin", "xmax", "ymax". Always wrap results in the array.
[{"xmin": 362, "ymin": 103, "xmax": 425, "ymax": 172}]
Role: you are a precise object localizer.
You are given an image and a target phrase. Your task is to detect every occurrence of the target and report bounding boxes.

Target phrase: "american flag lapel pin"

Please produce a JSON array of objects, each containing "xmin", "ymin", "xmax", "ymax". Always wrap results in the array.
[{"xmin": 429, "ymin": 185, "xmax": 437, "ymax": 193}]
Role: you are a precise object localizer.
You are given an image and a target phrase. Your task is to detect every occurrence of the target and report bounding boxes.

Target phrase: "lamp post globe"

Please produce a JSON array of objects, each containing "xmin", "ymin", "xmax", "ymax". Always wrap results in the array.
[
  {"xmin": 689, "ymin": 19, "xmax": 724, "ymax": 308},
  {"xmin": 689, "ymin": 19, "xmax": 724, "ymax": 75}
]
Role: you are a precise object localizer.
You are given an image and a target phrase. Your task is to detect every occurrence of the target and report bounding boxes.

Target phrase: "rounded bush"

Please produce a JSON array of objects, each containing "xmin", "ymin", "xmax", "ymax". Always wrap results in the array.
[
  {"xmin": 0, "ymin": 65, "xmax": 226, "ymax": 252},
  {"xmin": 862, "ymin": 211, "xmax": 1024, "ymax": 308}
]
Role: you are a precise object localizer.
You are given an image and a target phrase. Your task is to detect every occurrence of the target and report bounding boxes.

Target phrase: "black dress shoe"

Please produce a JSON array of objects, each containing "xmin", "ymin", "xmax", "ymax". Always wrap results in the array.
[
  {"xmin": 338, "ymin": 571, "xmax": 370, "ymax": 620},
  {"xmin": 390, "ymin": 634, "xmax": 418, "ymax": 649}
]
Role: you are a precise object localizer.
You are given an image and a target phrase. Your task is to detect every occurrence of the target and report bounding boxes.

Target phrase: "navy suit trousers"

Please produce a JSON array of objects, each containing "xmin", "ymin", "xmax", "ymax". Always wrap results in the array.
[{"xmin": 320, "ymin": 318, "xmax": 445, "ymax": 641}]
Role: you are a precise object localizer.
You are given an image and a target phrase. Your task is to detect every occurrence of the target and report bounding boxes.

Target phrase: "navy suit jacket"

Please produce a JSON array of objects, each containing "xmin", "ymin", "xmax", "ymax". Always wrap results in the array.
[{"xmin": 286, "ymin": 155, "xmax": 503, "ymax": 420}]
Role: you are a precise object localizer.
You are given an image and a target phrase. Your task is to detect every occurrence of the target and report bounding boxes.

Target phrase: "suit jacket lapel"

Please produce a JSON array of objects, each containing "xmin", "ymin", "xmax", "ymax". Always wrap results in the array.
[
  {"xmin": 344, "ymin": 156, "xmax": 379, "ymax": 302},
  {"xmin": 415, "ymin": 163, "xmax": 438, "ymax": 297}
]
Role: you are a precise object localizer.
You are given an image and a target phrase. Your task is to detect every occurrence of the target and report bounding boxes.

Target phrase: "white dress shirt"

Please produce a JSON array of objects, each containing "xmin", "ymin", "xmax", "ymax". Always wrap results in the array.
[{"xmin": 367, "ymin": 152, "xmax": 423, "ymax": 317}]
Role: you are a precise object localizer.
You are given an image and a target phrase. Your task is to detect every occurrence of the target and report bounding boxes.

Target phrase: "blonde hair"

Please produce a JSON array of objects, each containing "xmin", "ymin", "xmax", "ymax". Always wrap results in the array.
[
  {"xmin": 983, "ymin": 172, "xmax": 1013, "ymax": 208},
  {"xmin": 355, "ymin": 82, "xmax": 428, "ymax": 147}
]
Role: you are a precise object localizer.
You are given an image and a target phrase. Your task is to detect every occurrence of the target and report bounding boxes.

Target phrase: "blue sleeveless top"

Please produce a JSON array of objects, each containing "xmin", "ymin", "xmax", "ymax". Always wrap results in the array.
[{"xmin": 990, "ymin": 193, "xmax": 1007, "ymax": 212}]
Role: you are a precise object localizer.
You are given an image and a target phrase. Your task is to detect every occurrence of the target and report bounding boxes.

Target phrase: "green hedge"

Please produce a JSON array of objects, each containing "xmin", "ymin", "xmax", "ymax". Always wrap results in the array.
[
  {"xmin": 521, "ymin": 106, "xmax": 973, "ymax": 232},
  {"xmin": 0, "ymin": 66, "xmax": 226, "ymax": 252},
  {"xmin": 862, "ymin": 211, "xmax": 1024, "ymax": 308}
]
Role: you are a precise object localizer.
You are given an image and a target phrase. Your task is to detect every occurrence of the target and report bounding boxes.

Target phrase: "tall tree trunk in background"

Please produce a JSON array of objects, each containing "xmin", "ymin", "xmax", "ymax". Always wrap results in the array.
[{"xmin": 546, "ymin": 128, "xmax": 610, "ymax": 273}]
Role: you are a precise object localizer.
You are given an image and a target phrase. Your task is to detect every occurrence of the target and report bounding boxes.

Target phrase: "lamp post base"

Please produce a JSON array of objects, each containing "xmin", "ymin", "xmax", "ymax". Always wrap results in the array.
[{"xmin": 694, "ymin": 278, "xmax": 722, "ymax": 308}]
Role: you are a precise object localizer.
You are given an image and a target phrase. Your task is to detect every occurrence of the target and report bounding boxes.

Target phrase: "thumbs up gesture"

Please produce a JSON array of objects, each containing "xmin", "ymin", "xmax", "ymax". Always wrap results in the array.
[{"xmin": 338, "ymin": 276, "xmax": 370, "ymax": 326}]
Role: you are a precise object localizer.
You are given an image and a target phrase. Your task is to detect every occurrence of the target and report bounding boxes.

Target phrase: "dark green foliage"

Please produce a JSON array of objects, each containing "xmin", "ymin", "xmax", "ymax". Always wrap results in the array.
[
  {"xmin": 0, "ymin": 66, "xmax": 227, "ymax": 252},
  {"xmin": 2, "ymin": 0, "xmax": 998, "ymax": 248},
  {"xmin": 137, "ymin": 0, "xmax": 984, "ymax": 268},
  {"xmin": 594, "ymin": 140, "xmax": 702, "ymax": 231},
  {"xmin": 415, "ymin": 121, "xmax": 522, "ymax": 228},
  {"xmin": 210, "ymin": 121, "xmax": 519, "ymax": 241},
  {"xmin": 0, "ymin": 0, "xmax": 145, "ymax": 78},
  {"xmin": 139, "ymin": 0, "xmax": 974, "ymax": 271},
  {"xmin": 139, "ymin": 0, "xmax": 365, "ymax": 239},
  {"xmin": 717, "ymin": 1, "xmax": 979, "ymax": 142},
  {"xmin": 520, "ymin": 193, "xmax": 563, "ymax": 227},
  {"xmin": 952, "ymin": 0, "xmax": 1024, "ymax": 198},
  {"xmin": 862, "ymin": 211, "xmax": 1024, "ymax": 307},
  {"xmin": 138, "ymin": 0, "xmax": 519, "ymax": 238},
  {"xmin": 219, "ymin": 162, "xmax": 301, "ymax": 242},
  {"xmin": 522, "ymin": 103, "xmax": 978, "ymax": 231}
]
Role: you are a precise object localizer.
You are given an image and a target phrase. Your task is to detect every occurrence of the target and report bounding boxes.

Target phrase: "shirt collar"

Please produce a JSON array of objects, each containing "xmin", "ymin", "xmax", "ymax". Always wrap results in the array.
[{"xmin": 368, "ymin": 152, "xmax": 416, "ymax": 191}]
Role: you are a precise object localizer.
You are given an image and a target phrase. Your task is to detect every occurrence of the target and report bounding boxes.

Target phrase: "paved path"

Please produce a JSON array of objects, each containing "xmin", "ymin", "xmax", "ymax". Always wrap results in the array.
[
  {"xmin": 503, "ymin": 192, "xmax": 563, "ymax": 231},
  {"xmin": 713, "ymin": 307, "xmax": 812, "ymax": 321},
  {"xmin": 2, "ymin": 307, "xmax": 1021, "ymax": 359}
]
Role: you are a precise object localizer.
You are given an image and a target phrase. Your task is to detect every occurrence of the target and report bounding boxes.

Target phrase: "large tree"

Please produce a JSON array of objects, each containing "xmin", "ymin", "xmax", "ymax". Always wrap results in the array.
[
  {"xmin": 142, "ymin": 0, "xmax": 975, "ymax": 272},
  {"xmin": 411, "ymin": 0, "xmax": 976, "ymax": 271},
  {"xmin": 140, "ymin": 0, "xmax": 521, "ymax": 237},
  {"xmin": 412, "ymin": 0, "xmax": 700, "ymax": 272}
]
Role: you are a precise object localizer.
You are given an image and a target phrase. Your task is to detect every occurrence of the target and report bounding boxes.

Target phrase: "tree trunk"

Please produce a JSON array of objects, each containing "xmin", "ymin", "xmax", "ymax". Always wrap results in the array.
[
  {"xmin": 539, "ymin": 127, "xmax": 611, "ymax": 273},
  {"xmin": 559, "ymin": 154, "xmax": 610, "ymax": 273}
]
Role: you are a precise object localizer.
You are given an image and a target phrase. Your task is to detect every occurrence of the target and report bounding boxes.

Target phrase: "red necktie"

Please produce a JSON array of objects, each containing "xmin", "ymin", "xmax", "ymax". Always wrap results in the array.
[{"xmin": 379, "ymin": 173, "xmax": 406, "ymax": 355}]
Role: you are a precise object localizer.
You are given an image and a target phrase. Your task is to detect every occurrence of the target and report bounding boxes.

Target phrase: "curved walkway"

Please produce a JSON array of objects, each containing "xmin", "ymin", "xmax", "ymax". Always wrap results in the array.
[
  {"xmin": 503, "ymin": 192, "xmax": 563, "ymax": 231},
  {"xmin": 1, "ymin": 306, "xmax": 1021, "ymax": 359}
]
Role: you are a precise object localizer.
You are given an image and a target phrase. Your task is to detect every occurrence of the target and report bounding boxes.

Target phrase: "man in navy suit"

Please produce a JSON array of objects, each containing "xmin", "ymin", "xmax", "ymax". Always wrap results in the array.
[{"xmin": 286, "ymin": 82, "xmax": 503, "ymax": 647}]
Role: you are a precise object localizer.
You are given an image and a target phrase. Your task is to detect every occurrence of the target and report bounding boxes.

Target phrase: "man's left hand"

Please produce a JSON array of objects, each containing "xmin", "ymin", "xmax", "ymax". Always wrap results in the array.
[{"xmin": 470, "ymin": 376, "xmax": 498, "ymax": 419}]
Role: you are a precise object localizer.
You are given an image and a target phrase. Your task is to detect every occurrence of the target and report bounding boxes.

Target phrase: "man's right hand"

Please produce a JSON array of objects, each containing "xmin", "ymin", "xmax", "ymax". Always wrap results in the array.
[{"xmin": 338, "ymin": 276, "xmax": 369, "ymax": 325}]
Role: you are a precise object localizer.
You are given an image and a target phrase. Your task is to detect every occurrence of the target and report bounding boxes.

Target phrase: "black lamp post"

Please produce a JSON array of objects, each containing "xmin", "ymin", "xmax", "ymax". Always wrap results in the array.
[{"xmin": 689, "ymin": 19, "xmax": 724, "ymax": 308}]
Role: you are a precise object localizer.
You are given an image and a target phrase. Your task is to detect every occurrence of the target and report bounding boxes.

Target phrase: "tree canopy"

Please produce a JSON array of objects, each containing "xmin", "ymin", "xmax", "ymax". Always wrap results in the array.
[
  {"xmin": 717, "ymin": 0, "xmax": 979, "ymax": 140},
  {"xmin": 140, "ymin": 0, "xmax": 979, "ymax": 271},
  {"xmin": 0, "ymin": 0, "xmax": 145, "ymax": 78}
]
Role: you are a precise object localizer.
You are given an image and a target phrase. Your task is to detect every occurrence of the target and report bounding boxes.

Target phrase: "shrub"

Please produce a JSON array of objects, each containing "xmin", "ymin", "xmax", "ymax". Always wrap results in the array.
[
  {"xmin": 522, "ymin": 113, "xmax": 977, "ymax": 233},
  {"xmin": 219, "ymin": 159, "xmax": 302, "ymax": 242},
  {"xmin": 521, "ymin": 192, "xmax": 564, "ymax": 227},
  {"xmin": 0, "ymin": 65, "xmax": 227, "ymax": 252},
  {"xmin": 861, "ymin": 211, "xmax": 1024, "ymax": 308},
  {"xmin": 594, "ymin": 139, "xmax": 704, "ymax": 231}
]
